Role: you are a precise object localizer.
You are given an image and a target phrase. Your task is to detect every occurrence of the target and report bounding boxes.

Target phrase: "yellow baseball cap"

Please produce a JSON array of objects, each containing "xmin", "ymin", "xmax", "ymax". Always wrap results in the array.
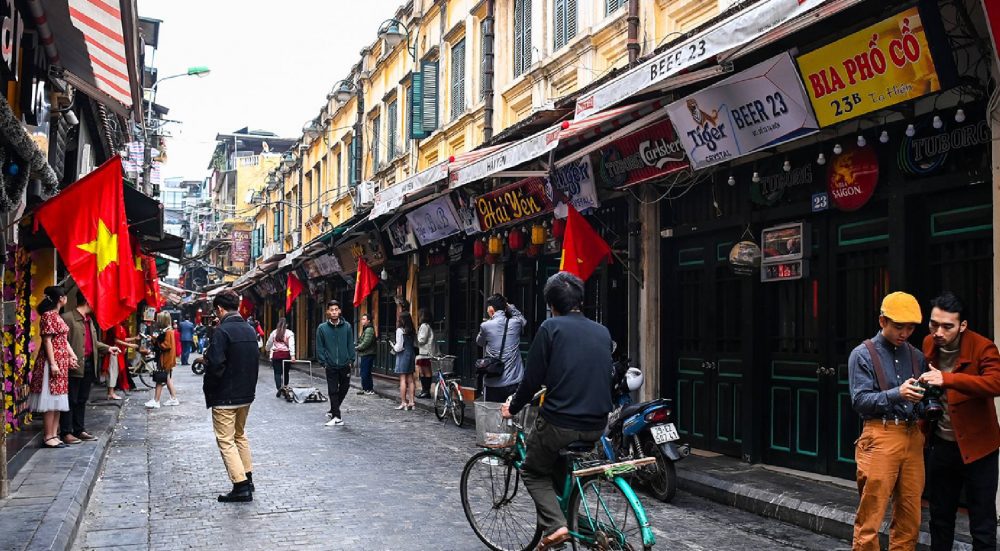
[{"xmin": 880, "ymin": 292, "xmax": 922, "ymax": 324}]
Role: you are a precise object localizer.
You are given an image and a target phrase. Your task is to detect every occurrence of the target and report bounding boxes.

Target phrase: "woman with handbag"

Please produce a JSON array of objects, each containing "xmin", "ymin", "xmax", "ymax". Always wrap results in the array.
[
  {"xmin": 29, "ymin": 286, "xmax": 75, "ymax": 449},
  {"xmin": 390, "ymin": 311, "xmax": 417, "ymax": 410},
  {"xmin": 265, "ymin": 317, "xmax": 295, "ymax": 397},
  {"xmin": 476, "ymin": 294, "xmax": 526, "ymax": 403},
  {"xmin": 145, "ymin": 312, "xmax": 179, "ymax": 409}
]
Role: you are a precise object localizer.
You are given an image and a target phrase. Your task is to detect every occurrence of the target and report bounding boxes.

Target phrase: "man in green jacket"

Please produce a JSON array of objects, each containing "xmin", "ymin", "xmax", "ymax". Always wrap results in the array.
[
  {"xmin": 61, "ymin": 291, "xmax": 120, "ymax": 444},
  {"xmin": 316, "ymin": 300, "xmax": 355, "ymax": 426},
  {"xmin": 355, "ymin": 314, "xmax": 377, "ymax": 396}
]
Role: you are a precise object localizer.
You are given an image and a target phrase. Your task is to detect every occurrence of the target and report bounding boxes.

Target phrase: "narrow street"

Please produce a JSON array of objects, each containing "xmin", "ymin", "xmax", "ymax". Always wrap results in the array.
[{"xmin": 73, "ymin": 361, "xmax": 848, "ymax": 550}]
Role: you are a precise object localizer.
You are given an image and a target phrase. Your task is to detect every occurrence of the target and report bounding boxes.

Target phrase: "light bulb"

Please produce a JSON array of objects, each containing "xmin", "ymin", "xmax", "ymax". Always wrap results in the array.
[
  {"xmin": 955, "ymin": 109, "xmax": 966, "ymax": 123},
  {"xmin": 905, "ymin": 124, "xmax": 916, "ymax": 137},
  {"xmin": 751, "ymin": 172, "xmax": 760, "ymax": 183},
  {"xmin": 879, "ymin": 130, "xmax": 889, "ymax": 144},
  {"xmin": 932, "ymin": 115, "xmax": 943, "ymax": 129},
  {"xmin": 727, "ymin": 175, "xmax": 736, "ymax": 187},
  {"xmin": 832, "ymin": 143, "xmax": 843, "ymax": 155},
  {"xmin": 782, "ymin": 160, "xmax": 791, "ymax": 172},
  {"xmin": 856, "ymin": 135, "xmax": 866, "ymax": 147},
  {"xmin": 816, "ymin": 153, "xmax": 826, "ymax": 165}
]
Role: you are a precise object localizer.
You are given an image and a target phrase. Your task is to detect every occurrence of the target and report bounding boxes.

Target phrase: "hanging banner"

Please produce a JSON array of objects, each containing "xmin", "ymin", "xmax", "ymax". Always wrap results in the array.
[
  {"xmin": 405, "ymin": 195, "xmax": 463, "ymax": 245},
  {"xmin": 386, "ymin": 214, "xmax": 419, "ymax": 255},
  {"xmin": 451, "ymin": 192, "xmax": 482, "ymax": 235},
  {"xmin": 796, "ymin": 7, "xmax": 941, "ymax": 127},
  {"xmin": 827, "ymin": 144, "xmax": 879, "ymax": 211},
  {"xmin": 574, "ymin": 0, "xmax": 835, "ymax": 119},
  {"xmin": 475, "ymin": 177, "xmax": 554, "ymax": 232},
  {"xmin": 312, "ymin": 253, "xmax": 343, "ymax": 276},
  {"xmin": 231, "ymin": 231, "xmax": 251, "ymax": 263},
  {"xmin": 596, "ymin": 119, "xmax": 688, "ymax": 188},
  {"xmin": 451, "ymin": 127, "xmax": 561, "ymax": 188},
  {"xmin": 667, "ymin": 52, "xmax": 819, "ymax": 170},
  {"xmin": 336, "ymin": 232, "xmax": 385, "ymax": 273},
  {"xmin": 370, "ymin": 161, "xmax": 449, "ymax": 218},
  {"xmin": 547, "ymin": 157, "xmax": 600, "ymax": 219}
]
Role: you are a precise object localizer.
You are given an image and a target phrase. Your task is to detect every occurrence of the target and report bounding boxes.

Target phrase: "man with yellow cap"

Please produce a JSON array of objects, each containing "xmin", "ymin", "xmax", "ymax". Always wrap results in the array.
[{"xmin": 848, "ymin": 291, "xmax": 928, "ymax": 550}]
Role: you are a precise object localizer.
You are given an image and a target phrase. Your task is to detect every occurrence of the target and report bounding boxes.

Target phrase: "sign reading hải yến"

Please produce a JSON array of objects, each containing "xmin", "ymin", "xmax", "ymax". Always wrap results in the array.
[{"xmin": 475, "ymin": 177, "xmax": 554, "ymax": 232}]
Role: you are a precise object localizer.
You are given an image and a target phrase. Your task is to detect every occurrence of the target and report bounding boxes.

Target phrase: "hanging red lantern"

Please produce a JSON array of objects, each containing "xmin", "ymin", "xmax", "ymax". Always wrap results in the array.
[
  {"xmin": 473, "ymin": 239, "xmax": 486, "ymax": 259},
  {"xmin": 552, "ymin": 218, "xmax": 566, "ymax": 239},
  {"xmin": 508, "ymin": 228, "xmax": 526, "ymax": 251},
  {"xmin": 526, "ymin": 244, "xmax": 541, "ymax": 257}
]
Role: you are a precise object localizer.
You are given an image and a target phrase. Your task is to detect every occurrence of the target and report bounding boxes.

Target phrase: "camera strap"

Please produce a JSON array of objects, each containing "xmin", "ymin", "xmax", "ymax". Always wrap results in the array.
[{"xmin": 863, "ymin": 339, "xmax": 923, "ymax": 391}]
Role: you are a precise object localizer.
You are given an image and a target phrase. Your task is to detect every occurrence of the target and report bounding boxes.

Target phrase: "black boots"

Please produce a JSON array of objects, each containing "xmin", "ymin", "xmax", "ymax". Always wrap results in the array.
[
  {"xmin": 417, "ymin": 376, "xmax": 432, "ymax": 398},
  {"xmin": 218, "ymin": 479, "xmax": 253, "ymax": 503},
  {"xmin": 245, "ymin": 472, "xmax": 255, "ymax": 492}
]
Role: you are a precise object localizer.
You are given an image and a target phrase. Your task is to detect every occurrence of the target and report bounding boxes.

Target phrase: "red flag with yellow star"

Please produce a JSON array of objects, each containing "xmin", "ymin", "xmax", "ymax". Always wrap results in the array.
[
  {"xmin": 559, "ymin": 204, "xmax": 611, "ymax": 282},
  {"xmin": 35, "ymin": 158, "xmax": 136, "ymax": 329},
  {"xmin": 141, "ymin": 254, "xmax": 164, "ymax": 311},
  {"xmin": 285, "ymin": 272, "xmax": 303, "ymax": 313},
  {"xmin": 354, "ymin": 258, "xmax": 378, "ymax": 307}
]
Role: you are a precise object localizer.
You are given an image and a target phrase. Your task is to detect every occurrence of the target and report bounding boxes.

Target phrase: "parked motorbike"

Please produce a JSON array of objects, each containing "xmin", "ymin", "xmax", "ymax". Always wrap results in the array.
[
  {"xmin": 191, "ymin": 357, "xmax": 206, "ymax": 375},
  {"xmin": 601, "ymin": 355, "xmax": 689, "ymax": 503}
]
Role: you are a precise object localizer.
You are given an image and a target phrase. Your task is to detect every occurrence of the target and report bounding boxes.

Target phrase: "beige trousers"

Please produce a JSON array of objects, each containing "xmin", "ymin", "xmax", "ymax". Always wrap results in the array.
[{"xmin": 211, "ymin": 406, "xmax": 253, "ymax": 483}]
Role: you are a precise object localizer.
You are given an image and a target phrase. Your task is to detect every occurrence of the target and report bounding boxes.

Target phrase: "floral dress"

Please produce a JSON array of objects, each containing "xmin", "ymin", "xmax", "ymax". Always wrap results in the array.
[{"xmin": 28, "ymin": 310, "xmax": 72, "ymax": 412}]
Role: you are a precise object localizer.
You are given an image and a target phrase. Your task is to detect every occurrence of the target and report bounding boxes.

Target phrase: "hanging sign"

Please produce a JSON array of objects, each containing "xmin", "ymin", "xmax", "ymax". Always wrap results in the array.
[
  {"xmin": 451, "ymin": 192, "xmax": 483, "ymax": 235},
  {"xmin": 751, "ymin": 164, "xmax": 814, "ymax": 206},
  {"xmin": 474, "ymin": 177, "xmax": 554, "ymax": 232},
  {"xmin": 797, "ymin": 7, "xmax": 941, "ymax": 127},
  {"xmin": 666, "ymin": 52, "xmax": 819, "ymax": 170},
  {"xmin": 312, "ymin": 253, "xmax": 342, "ymax": 276},
  {"xmin": 547, "ymin": 156, "xmax": 600, "ymax": 218},
  {"xmin": 370, "ymin": 161, "xmax": 449, "ymax": 218},
  {"xmin": 597, "ymin": 119, "xmax": 688, "ymax": 189},
  {"xmin": 405, "ymin": 195, "xmax": 463, "ymax": 245},
  {"xmin": 898, "ymin": 115, "xmax": 990, "ymax": 176},
  {"xmin": 386, "ymin": 214, "xmax": 419, "ymax": 255},
  {"xmin": 827, "ymin": 145, "xmax": 879, "ymax": 211},
  {"xmin": 230, "ymin": 231, "xmax": 251, "ymax": 263},
  {"xmin": 451, "ymin": 127, "xmax": 561, "ymax": 188},
  {"xmin": 336, "ymin": 232, "xmax": 385, "ymax": 272}
]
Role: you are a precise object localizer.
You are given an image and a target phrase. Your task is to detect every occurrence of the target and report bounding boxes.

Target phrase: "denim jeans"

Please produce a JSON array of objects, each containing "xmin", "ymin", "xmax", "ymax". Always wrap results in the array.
[
  {"xmin": 359, "ymin": 356, "xmax": 375, "ymax": 391},
  {"xmin": 271, "ymin": 358, "xmax": 290, "ymax": 390},
  {"xmin": 181, "ymin": 341, "xmax": 193, "ymax": 365}
]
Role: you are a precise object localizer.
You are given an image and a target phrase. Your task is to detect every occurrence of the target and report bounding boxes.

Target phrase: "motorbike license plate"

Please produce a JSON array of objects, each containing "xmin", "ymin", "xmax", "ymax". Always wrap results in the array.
[{"xmin": 651, "ymin": 423, "xmax": 679, "ymax": 444}]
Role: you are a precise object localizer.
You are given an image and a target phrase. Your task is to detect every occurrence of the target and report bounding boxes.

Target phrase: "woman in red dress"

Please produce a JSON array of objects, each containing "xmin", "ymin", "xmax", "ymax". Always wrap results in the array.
[
  {"xmin": 28, "ymin": 286, "xmax": 76, "ymax": 449},
  {"xmin": 102, "ymin": 323, "xmax": 139, "ymax": 400}
]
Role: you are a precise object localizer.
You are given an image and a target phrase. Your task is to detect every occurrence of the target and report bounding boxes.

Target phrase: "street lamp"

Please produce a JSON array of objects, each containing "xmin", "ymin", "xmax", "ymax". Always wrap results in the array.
[
  {"xmin": 146, "ymin": 65, "xmax": 211, "ymax": 123},
  {"xmin": 377, "ymin": 19, "xmax": 415, "ymax": 58},
  {"xmin": 331, "ymin": 80, "xmax": 356, "ymax": 104}
]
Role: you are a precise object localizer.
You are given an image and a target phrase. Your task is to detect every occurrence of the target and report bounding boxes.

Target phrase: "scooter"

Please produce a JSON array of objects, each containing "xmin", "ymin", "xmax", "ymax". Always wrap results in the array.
[{"xmin": 601, "ymin": 356, "xmax": 690, "ymax": 503}]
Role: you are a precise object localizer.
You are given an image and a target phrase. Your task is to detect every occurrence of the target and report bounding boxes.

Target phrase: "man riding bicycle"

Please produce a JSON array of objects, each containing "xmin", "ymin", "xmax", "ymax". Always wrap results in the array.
[{"xmin": 502, "ymin": 272, "xmax": 614, "ymax": 550}]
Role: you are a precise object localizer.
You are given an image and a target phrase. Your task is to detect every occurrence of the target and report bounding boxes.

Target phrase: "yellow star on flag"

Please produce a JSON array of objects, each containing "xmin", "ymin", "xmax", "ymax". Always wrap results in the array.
[{"xmin": 76, "ymin": 219, "xmax": 119, "ymax": 272}]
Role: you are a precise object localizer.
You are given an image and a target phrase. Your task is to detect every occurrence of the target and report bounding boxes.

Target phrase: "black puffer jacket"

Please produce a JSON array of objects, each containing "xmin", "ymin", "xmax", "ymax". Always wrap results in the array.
[{"xmin": 203, "ymin": 313, "xmax": 259, "ymax": 408}]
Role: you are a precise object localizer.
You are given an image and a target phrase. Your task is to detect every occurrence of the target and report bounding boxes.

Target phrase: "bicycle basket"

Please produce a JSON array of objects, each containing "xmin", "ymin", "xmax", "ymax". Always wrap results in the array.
[
  {"xmin": 431, "ymin": 355, "xmax": 456, "ymax": 374},
  {"xmin": 474, "ymin": 402, "xmax": 518, "ymax": 448}
]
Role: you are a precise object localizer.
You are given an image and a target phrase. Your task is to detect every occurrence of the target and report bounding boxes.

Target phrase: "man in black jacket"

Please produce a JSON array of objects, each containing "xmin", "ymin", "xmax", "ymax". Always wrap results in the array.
[
  {"xmin": 203, "ymin": 291, "xmax": 259, "ymax": 503},
  {"xmin": 503, "ymin": 272, "xmax": 614, "ymax": 549}
]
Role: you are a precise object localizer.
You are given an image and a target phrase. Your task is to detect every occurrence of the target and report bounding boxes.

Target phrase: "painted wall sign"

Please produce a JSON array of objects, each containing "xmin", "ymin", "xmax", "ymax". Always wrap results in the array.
[
  {"xmin": 827, "ymin": 145, "xmax": 879, "ymax": 211},
  {"xmin": 386, "ymin": 214, "xmax": 419, "ymax": 255},
  {"xmin": 597, "ymin": 119, "xmax": 688, "ymax": 188},
  {"xmin": 797, "ymin": 7, "xmax": 941, "ymax": 127},
  {"xmin": 666, "ymin": 52, "xmax": 819, "ymax": 170},
  {"xmin": 750, "ymin": 164, "xmax": 814, "ymax": 206},
  {"xmin": 898, "ymin": 116, "xmax": 990, "ymax": 176},
  {"xmin": 405, "ymin": 195, "xmax": 463, "ymax": 245},
  {"xmin": 475, "ymin": 177, "xmax": 554, "ymax": 232},
  {"xmin": 547, "ymin": 156, "xmax": 600, "ymax": 218},
  {"xmin": 230, "ymin": 231, "xmax": 250, "ymax": 263}
]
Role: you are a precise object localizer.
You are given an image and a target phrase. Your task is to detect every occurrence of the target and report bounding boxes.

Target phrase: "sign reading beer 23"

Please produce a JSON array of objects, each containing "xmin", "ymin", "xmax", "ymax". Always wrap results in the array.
[{"xmin": 796, "ymin": 7, "xmax": 941, "ymax": 127}]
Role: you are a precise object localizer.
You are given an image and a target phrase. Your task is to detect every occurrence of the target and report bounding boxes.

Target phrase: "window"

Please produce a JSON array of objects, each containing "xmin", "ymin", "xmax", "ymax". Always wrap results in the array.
[
  {"xmin": 336, "ymin": 151, "xmax": 343, "ymax": 197},
  {"xmin": 348, "ymin": 139, "xmax": 358, "ymax": 185},
  {"xmin": 606, "ymin": 0, "xmax": 624, "ymax": 15},
  {"xmin": 480, "ymin": 19, "xmax": 490, "ymax": 100},
  {"xmin": 273, "ymin": 208, "xmax": 282, "ymax": 242},
  {"xmin": 513, "ymin": 0, "xmax": 532, "ymax": 77},
  {"xmin": 372, "ymin": 114, "xmax": 381, "ymax": 170},
  {"xmin": 553, "ymin": 0, "xmax": 577, "ymax": 50},
  {"xmin": 387, "ymin": 100, "xmax": 398, "ymax": 160},
  {"xmin": 402, "ymin": 86, "xmax": 411, "ymax": 151},
  {"xmin": 409, "ymin": 62, "xmax": 439, "ymax": 140},
  {"xmin": 450, "ymin": 39, "xmax": 466, "ymax": 120}
]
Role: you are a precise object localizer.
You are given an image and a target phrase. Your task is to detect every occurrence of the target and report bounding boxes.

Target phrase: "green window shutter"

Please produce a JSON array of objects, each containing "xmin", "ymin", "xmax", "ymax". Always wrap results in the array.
[
  {"xmin": 554, "ymin": 0, "xmax": 565, "ymax": 50},
  {"xmin": 348, "ymin": 140, "xmax": 357, "ymax": 185},
  {"xmin": 567, "ymin": 0, "xmax": 577, "ymax": 42},
  {"xmin": 421, "ymin": 60, "xmax": 439, "ymax": 133},
  {"xmin": 451, "ymin": 40, "xmax": 466, "ymax": 120},
  {"xmin": 522, "ymin": 0, "xmax": 532, "ymax": 72},
  {"xmin": 480, "ymin": 19, "xmax": 488, "ymax": 100},
  {"xmin": 372, "ymin": 114, "xmax": 381, "ymax": 170},
  {"xmin": 387, "ymin": 101, "xmax": 398, "ymax": 160},
  {"xmin": 409, "ymin": 71, "xmax": 426, "ymax": 139},
  {"xmin": 513, "ymin": 0, "xmax": 524, "ymax": 76}
]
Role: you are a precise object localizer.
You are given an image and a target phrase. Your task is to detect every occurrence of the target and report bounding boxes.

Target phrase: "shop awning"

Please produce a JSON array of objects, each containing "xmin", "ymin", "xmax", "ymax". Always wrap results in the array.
[
  {"xmin": 140, "ymin": 232, "xmax": 184, "ymax": 260},
  {"xmin": 31, "ymin": 0, "xmax": 142, "ymax": 117},
  {"xmin": 124, "ymin": 184, "xmax": 163, "ymax": 239},
  {"xmin": 572, "ymin": 0, "xmax": 862, "ymax": 119}
]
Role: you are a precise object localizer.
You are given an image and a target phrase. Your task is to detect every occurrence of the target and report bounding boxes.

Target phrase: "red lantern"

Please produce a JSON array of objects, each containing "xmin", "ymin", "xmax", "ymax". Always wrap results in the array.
[
  {"xmin": 508, "ymin": 228, "xmax": 526, "ymax": 251},
  {"xmin": 473, "ymin": 239, "xmax": 486, "ymax": 259},
  {"xmin": 552, "ymin": 218, "xmax": 566, "ymax": 239},
  {"xmin": 526, "ymin": 244, "xmax": 541, "ymax": 258}
]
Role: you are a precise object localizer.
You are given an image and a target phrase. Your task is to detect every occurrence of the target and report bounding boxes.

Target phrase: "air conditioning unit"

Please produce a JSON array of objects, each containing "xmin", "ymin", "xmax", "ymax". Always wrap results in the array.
[
  {"xmin": 291, "ymin": 231, "xmax": 301, "ymax": 248},
  {"xmin": 357, "ymin": 180, "xmax": 376, "ymax": 208}
]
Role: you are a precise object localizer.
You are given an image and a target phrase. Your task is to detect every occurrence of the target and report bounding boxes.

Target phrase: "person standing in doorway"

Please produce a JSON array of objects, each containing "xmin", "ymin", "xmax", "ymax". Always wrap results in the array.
[
  {"xmin": 477, "ymin": 294, "xmax": 525, "ymax": 403},
  {"xmin": 265, "ymin": 318, "xmax": 295, "ymax": 397},
  {"xmin": 29, "ymin": 287, "xmax": 74, "ymax": 449},
  {"xmin": 415, "ymin": 308, "xmax": 436, "ymax": 399},
  {"xmin": 60, "ymin": 291, "xmax": 120, "ymax": 445},
  {"xmin": 848, "ymin": 291, "xmax": 927, "ymax": 551},
  {"xmin": 355, "ymin": 314, "xmax": 377, "ymax": 396},
  {"xmin": 203, "ymin": 290, "xmax": 259, "ymax": 503},
  {"xmin": 391, "ymin": 311, "xmax": 417, "ymax": 410},
  {"xmin": 316, "ymin": 300, "xmax": 355, "ymax": 426},
  {"xmin": 146, "ymin": 312, "xmax": 179, "ymax": 409},
  {"xmin": 178, "ymin": 316, "xmax": 195, "ymax": 366},
  {"xmin": 917, "ymin": 292, "xmax": 1000, "ymax": 551}
]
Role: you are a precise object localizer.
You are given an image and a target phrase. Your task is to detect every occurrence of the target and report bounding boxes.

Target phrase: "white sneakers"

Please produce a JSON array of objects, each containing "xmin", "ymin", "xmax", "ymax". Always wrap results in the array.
[
  {"xmin": 144, "ymin": 400, "xmax": 160, "ymax": 409},
  {"xmin": 164, "ymin": 398, "xmax": 180, "ymax": 406},
  {"xmin": 324, "ymin": 417, "xmax": 344, "ymax": 427},
  {"xmin": 145, "ymin": 398, "xmax": 179, "ymax": 409}
]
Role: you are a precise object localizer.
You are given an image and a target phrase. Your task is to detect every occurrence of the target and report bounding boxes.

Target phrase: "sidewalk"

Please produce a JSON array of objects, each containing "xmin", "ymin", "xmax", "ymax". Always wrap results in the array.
[
  {"xmin": 0, "ymin": 385, "xmax": 136, "ymax": 551},
  {"xmin": 289, "ymin": 361, "xmax": 983, "ymax": 550}
]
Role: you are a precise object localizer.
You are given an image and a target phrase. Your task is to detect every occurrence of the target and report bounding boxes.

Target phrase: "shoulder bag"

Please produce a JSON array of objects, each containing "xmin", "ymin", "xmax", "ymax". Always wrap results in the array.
[{"xmin": 475, "ymin": 316, "xmax": 510, "ymax": 378}]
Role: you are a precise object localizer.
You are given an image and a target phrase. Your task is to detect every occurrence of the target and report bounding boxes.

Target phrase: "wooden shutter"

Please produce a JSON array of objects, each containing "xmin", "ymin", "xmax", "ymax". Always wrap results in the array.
[
  {"xmin": 421, "ymin": 61, "xmax": 439, "ymax": 133},
  {"xmin": 451, "ymin": 40, "xmax": 466, "ymax": 120},
  {"xmin": 387, "ymin": 101, "xmax": 397, "ymax": 160},
  {"xmin": 480, "ymin": 19, "xmax": 488, "ymax": 99},
  {"xmin": 554, "ymin": 0, "xmax": 565, "ymax": 50},
  {"xmin": 606, "ymin": 0, "xmax": 622, "ymax": 15},
  {"xmin": 522, "ymin": 0, "xmax": 532, "ymax": 73},
  {"xmin": 513, "ymin": 0, "xmax": 524, "ymax": 76},
  {"xmin": 567, "ymin": 0, "xmax": 577, "ymax": 42},
  {"xmin": 372, "ymin": 114, "xmax": 381, "ymax": 170},
  {"xmin": 409, "ymin": 71, "xmax": 426, "ymax": 139}
]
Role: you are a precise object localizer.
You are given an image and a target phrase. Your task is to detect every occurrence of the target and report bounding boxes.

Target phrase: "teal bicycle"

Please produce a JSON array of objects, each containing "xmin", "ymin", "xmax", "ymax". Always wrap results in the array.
[{"xmin": 460, "ymin": 392, "xmax": 656, "ymax": 551}]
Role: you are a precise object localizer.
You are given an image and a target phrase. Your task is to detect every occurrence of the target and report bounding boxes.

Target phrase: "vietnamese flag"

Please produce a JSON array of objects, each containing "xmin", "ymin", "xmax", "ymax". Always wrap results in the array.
[
  {"xmin": 35, "ymin": 158, "xmax": 136, "ymax": 329},
  {"xmin": 142, "ymin": 254, "xmax": 164, "ymax": 311},
  {"xmin": 239, "ymin": 297, "xmax": 254, "ymax": 319},
  {"xmin": 354, "ymin": 258, "xmax": 379, "ymax": 307},
  {"xmin": 285, "ymin": 272, "xmax": 303, "ymax": 313},
  {"xmin": 559, "ymin": 204, "xmax": 612, "ymax": 282}
]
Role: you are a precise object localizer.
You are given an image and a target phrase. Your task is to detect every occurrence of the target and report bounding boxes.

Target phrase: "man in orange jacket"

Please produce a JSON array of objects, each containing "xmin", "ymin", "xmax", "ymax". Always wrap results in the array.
[{"xmin": 918, "ymin": 291, "xmax": 1000, "ymax": 551}]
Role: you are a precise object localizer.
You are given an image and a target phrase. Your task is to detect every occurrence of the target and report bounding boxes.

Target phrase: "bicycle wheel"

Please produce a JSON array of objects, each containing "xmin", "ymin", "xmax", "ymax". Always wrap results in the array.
[
  {"xmin": 137, "ymin": 360, "xmax": 156, "ymax": 389},
  {"xmin": 461, "ymin": 451, "xmax": 541, "ymax": 551},
  {"xmin": 433, "ymin": 380, "xmax": 447, "ymax": 421},
  {"xmin": 450, "ymin": 382, "xmax": 465, "ymax": 427},
  {"xmin": 569, "ymin": 476, "xmax": 651, "ymax": 551}
]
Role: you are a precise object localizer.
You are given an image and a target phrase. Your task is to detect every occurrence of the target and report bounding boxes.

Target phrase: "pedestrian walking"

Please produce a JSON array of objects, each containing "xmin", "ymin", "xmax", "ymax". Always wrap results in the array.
[
  {"xmin": 355, "ymin": 314, "xmax": 377, "ymax": 396},
  {"xmin": 179, "ymin": 316, "xmax": 195, "ymax": 366},
  {"xmin": 28, "ymin": 287, "xmax": 73, "ymax": 449},
  {"xmin": 264, "ymin": 318, "xmax": 295, "ymax": 397},
  {"xmin": 145, "ymin": 312, "xmax": 180, "ymax": 409},
  {"xmin": 101, "ymin": 323, "xmax": 138, "ymax": 400},
  {"xmin": 501, "ymin": 272, "xmax": 614, "ymax": 550},
  {"xmin": 316, "ymin": 300, "xmax": 355, "ymax": 426},
  {"xmin": 390, "ymin": 311, "xmax": 417, "ymax": 410},
  {"xmin": 476, "ymin": 294, "xmax": 525, "ymax": 403},
  {"xmin": 848, "ymin": 291, "xmax": 927, "ymax": 551},
  {"xmin": 203, "ymin": 291, "xmax": 259, "ymax": 503},
  {"xmin": 60, "ymin": 290, "xmax": 120, "ymax": 445},
  {"xmin": 917, "ymin": 292, "xmax": 1000, "ymax": 551},
  {"xmin": 415, "ymin": 308, "xmax": 436, "ymax": 399}
]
